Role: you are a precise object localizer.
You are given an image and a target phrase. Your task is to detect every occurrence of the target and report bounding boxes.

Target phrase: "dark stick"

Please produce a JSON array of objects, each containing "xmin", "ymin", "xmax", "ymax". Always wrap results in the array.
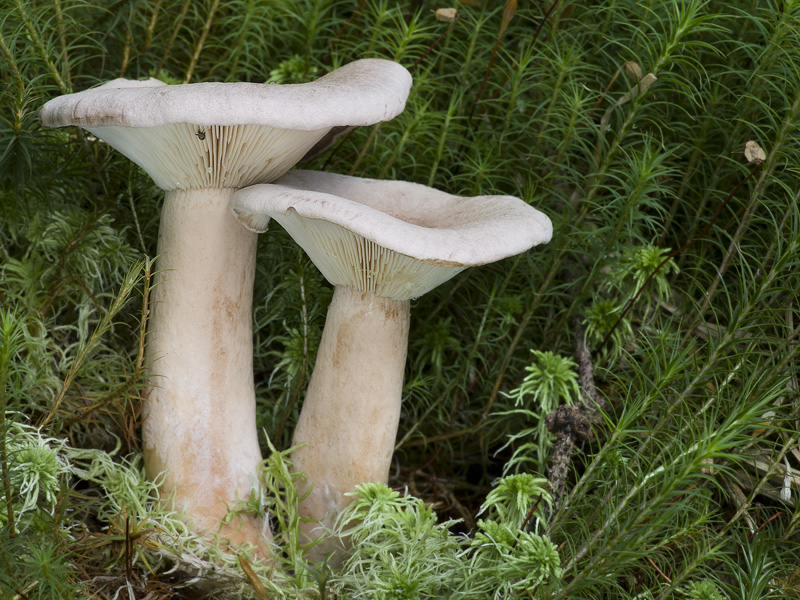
[{"xmin": 546, "ymin": 272, "xmax": 604, "ymax": 508}]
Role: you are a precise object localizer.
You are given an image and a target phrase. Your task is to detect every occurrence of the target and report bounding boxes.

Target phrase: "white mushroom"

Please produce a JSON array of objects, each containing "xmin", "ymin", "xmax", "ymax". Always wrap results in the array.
[
  {"xmin": 39, "ymin": 61, "xmax": 412, "ymax": 553},
  {"xmin": 230, "ymin": 170, "xmax": 552, "ymax": 555}
]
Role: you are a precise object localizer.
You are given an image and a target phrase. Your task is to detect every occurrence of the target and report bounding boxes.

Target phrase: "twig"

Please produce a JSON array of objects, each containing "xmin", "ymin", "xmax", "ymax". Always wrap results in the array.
[
  {"xmin": 545, "ymin": 403, "xmax": 593, "ymax": 508},
  {"xmin": 573, "ymin": 312, "xmax": 608, "ymax": 415},
  {"xmin": 646, "ymin": 556, "xmax": 672, "ymax": 584},
  {"xmin": 748, "ymin": 511, "xmax": 785, "ymax": 542},
  {"xmin": 511, "ymin": 494, "xmax": 542, "ymax": 549},
  {"xmin": 528, "ymin": 0, "xmax": 560, "ymax": 51},
  {"xmin": 546, "ymin": 272, "xmax": 607, "ymax": 508},
  {"xmin": 124, "ymin": 515, "xmax": 133, "ymax": 581},
  {"xmin": 468, "ymin": 0, "xmax": 517, "ymax": 123},
  {"xmin": 238, "ymin": 554, "xmax": 271, "ymax": 600},
  {"xmin": 727, "ymin": 482, "xmax": 757, "ymax": 535}
]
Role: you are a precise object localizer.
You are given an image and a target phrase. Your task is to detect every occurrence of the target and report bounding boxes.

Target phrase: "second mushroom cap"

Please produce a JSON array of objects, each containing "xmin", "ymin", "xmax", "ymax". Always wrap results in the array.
[{"xmin": 231, "ymin": 170, "xmax": 554, "ymax": 300}]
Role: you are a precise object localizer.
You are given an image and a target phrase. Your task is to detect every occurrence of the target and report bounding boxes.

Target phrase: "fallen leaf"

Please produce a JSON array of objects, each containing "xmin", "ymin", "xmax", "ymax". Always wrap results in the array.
[
  {"xmin": 600, "ymin": 73, "xmax": 658, "ymax": 127},
  {"xmin": 238, "ymin": 554, "xmax": 271, "ymax": 600},
  {"xmin": 436, "ymin": 8, "xmax": 458, "ymax": 22},
  {"xmin": 744, "ymin": 140, "xmax": 766, "ymax": 164},
  {"xmin": 623, "ymin": 61, "xmax": 643, "ymax": 81}
]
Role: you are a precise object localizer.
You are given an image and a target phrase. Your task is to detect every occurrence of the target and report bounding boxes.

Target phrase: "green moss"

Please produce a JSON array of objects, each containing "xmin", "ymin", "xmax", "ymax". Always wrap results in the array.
[{"xmin": 1, "ymin": 0, "xmax": 799, "ymax": 597}]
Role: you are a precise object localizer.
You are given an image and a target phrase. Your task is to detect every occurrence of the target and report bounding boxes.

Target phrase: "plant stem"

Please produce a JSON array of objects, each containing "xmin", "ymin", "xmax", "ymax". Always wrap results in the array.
[
  {"xmin": 14, "ymin": 0, "xmax": 68, "ymax": 93},
  {"xmin": 183, "ymin": 0, "xmax": 220, "ymax": 83},
  {"xmin": 143, "ymin": 0, "xmax": 162, "ymax": 52},
  {"xmin": 469, "ymin": 0, "xmax": 517, "ymax": 123},
  {"xmin": 158, "ymin": 0, "xmax": 191, "ymax": 72}
]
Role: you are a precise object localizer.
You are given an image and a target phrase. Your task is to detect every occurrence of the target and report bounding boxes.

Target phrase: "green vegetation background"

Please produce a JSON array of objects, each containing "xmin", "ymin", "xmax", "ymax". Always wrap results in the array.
[{"xmin": 1, "ymin": 0, "xmax": 799, "ymax": 598}]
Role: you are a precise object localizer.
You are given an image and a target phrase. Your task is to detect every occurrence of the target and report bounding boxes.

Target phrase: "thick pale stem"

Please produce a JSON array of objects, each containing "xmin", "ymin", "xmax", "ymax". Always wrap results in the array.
[
  {"xmin": 292, "ymin": 286, "xmax": 410, "ymax": 545},
  {"xmin": 142, "ymin": 188, "xmax": 268, "ymax": 551}
]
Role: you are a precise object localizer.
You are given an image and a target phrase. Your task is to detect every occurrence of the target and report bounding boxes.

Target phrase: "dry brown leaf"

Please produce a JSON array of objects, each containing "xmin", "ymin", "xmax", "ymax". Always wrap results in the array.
[
  {"xmin": 436, "ymin": 8, "xmax": 458, "ymax": 22},
  {"xmin": 238, "ymin": 554, "xmax": 271, "ymax": 600},
  {"xmin": 499, "ymin": 0, "xmax": 517, "ymax": 38},
  {"xmin": 744, "ymin": 140, "xmax": 766, "ymax": 164},
  {"xmin": 600, "ymin": 73, "xmax": 658, "ymax": 127},
  {"xmin": 623, "ymin": 61, "xmax": 643, "ymax": 81}
]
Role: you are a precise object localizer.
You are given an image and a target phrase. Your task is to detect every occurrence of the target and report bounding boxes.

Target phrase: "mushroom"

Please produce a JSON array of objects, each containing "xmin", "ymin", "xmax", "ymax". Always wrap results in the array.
[
  {"xmin": 230, "ymin": 170, "xmax": 553, "ymax": 554},
  {"xmin": 39, "ymin": 60, "xmax": 412, "ymax": 552}
]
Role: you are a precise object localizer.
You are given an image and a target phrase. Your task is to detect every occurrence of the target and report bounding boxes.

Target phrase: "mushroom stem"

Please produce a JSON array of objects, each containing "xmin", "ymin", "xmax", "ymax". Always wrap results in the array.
[
  {"xmin": 142, "ymin": 187, "xmax": 268, "ymax": 551},
  {"xmin": 292, "ymin": 286, "xmax": 410, "ymax": 546}
]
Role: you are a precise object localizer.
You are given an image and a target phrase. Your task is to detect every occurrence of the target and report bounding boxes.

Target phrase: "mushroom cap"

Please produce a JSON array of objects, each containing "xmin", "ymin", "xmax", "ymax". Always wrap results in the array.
[
  {"xmin": 231, "ymin": 171, "xmax": 553, "ymax": 300},
  {"xmin": 40, "ymin": 59, "xmax": 411, "ymax": 130},
  {"xmin": 39, "ymin": 60, "xmax": 412, "ymax": 190}
]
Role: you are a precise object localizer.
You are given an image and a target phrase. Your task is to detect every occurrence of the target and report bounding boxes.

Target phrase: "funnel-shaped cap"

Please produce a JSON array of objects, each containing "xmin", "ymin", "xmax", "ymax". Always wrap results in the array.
[
  {"xmin": 231, "ymin": 171, "xmax": 553, "ymax": 300},
  {"xmin": 40, "ymin": 60, "xmax": 412, "ymax": 190}
]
